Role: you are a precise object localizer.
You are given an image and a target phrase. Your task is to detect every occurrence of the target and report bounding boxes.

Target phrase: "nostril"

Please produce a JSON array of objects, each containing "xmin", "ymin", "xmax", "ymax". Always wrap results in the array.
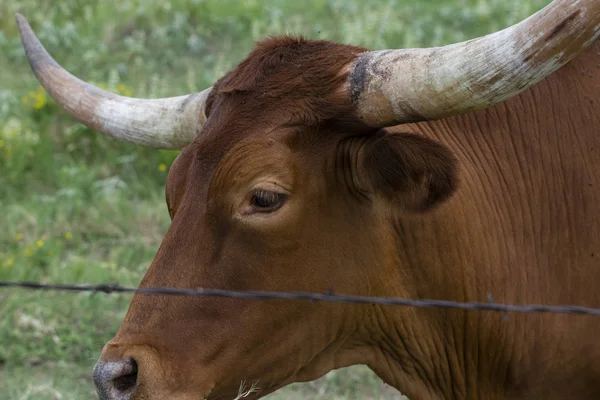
[
  {"xmin": 113, "ymin": 359, "xmax": 137, "ymax": 392},
  {"xmin": 93, "ymin": 357, "xmax": 138, "ymax": 399}
]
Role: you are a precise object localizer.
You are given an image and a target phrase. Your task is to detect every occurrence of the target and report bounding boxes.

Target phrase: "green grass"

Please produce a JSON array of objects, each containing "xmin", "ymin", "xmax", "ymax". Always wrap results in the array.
[{"xmin": 0, "ymin": 0, "xmax": 550, "ymax": 398}]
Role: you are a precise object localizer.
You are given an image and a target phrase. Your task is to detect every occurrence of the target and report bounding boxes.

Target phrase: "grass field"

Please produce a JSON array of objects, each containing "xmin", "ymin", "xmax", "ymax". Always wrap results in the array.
[{"xmin": 1, "ymin": 0, "xmax": 551, "ymax": 398}]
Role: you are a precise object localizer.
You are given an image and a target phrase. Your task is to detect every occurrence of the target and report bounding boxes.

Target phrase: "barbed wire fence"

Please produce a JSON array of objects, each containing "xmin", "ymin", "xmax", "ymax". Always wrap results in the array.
[{"xmin": 2, "ymin": 280, "xmax": 600, "ymax": 317}]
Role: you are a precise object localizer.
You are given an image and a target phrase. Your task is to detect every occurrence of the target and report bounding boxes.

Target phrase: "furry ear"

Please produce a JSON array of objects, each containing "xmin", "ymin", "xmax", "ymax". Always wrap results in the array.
[{"xmin": 360, "ymin": 130, "xmax": 459, "ymax": 212}]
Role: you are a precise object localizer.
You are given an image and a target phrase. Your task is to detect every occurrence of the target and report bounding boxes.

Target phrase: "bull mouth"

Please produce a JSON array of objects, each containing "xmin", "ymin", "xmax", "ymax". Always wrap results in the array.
[{"xmin": 206, "ymin": 379, "xmax": 296, "ymax": 400}]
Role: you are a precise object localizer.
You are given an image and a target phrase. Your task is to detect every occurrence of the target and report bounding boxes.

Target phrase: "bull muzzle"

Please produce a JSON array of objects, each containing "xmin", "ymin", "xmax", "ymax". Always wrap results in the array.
[{"xmin": 93, "ymin": 357, "xmax": 138, "ymax": 400}]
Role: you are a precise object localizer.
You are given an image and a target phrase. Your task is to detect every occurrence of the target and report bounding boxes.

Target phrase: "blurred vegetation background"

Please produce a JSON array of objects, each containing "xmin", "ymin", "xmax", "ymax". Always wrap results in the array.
[{"xmin": 0, "ymin": 0, "xmax": 550, "ymax": 398}]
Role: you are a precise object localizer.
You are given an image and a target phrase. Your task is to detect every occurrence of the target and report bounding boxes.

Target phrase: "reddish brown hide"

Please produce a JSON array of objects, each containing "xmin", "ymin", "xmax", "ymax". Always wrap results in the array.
[{"xmin": 93, "ymin": 36, "xmax": 600, "ymax": 400}]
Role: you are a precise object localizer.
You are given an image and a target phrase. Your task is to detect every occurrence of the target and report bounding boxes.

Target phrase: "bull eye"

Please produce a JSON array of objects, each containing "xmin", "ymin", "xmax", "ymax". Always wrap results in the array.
[{"xmin": 250, "ymin": 189, "xmax": 287, "ymax": 212}]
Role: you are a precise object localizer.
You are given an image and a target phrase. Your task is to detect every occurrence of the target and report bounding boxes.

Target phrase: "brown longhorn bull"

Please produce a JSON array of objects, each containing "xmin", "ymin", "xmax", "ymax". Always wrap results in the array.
[{"xmin": 16, "ymin": 0, "xmax": 600, "ymax": 398}]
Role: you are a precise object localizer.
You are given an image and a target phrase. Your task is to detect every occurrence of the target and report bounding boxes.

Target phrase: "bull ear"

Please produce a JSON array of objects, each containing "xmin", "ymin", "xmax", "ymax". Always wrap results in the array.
[{"xmin": 360, "ymin": 130, "xmax": 458, "ymax": 213}]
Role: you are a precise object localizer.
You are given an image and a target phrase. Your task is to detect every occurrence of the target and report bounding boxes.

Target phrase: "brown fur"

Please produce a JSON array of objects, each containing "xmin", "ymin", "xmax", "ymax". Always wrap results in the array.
[{"xmin": 96, "ymin": 35, "xmax": 600, "ymax": 400}]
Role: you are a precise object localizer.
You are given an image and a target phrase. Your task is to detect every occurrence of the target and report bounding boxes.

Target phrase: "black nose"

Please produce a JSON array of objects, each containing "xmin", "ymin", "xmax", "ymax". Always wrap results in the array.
[{"xmin": 93, "ymin": 357, "xmax": 138, "ymax": 400}]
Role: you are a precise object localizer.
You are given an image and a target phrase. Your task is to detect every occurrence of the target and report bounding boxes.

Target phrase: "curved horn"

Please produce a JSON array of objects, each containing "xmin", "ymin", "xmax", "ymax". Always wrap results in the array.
[
  {"xmin": 349, "ymin": 0, "xmax": 600, "ymax": 127},
  {"xmin": 16, "ymin": 14, "xmax": 211, "ymax": 149}
]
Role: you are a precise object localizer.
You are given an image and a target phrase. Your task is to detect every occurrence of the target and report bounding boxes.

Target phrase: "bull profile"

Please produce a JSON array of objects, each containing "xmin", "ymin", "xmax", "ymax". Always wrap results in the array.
[{"xmin": 16, "ymin": 0, "xmax": 600, "ymax": 398}]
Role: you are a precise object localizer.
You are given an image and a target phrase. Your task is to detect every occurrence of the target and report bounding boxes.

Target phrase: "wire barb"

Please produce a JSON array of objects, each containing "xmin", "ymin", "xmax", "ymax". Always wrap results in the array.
[{"xmin": 1, "ymin": 280, "xmax": 600, "ymax": 316}]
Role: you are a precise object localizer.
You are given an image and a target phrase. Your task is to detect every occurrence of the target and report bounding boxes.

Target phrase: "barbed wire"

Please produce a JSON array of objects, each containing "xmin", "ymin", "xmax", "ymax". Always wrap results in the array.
[{"xmin": 2, "ymin": 280, "xmax": 600, "ymax": 316}]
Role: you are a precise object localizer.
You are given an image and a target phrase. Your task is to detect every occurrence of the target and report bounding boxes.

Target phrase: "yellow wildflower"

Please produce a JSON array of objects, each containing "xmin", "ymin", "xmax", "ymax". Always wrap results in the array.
[
  {"xmin": 64, "ymin": 232, "xmax": 73, "ymax": 240},
  {"xmin": 22, "ymin": 86, "xmax": 47, "ymax": 110},
  {"xmin": 117, "ymin": 83, "xmax": 133, "ymax": 97},
  {"xmin": 158, "ymin": 163, "xmax": 167, "ymax": 172},
  {"xmin": 34, "ymin": 88, "xmax": 47, "ymax": 110},
  {"xmin": 36, "ymin": 240, "xmax": 44, "ymax": 247},
  {"xmin": 2, "ymin": 257, "xmax": 14, "ymax": 268},
  {"xmin": 15, "ymin": 233, "xmax": 23, "ymax": 240},
  {"xmin": 24, "ymin": 247, "xmax": 34, "ymax": 257}
]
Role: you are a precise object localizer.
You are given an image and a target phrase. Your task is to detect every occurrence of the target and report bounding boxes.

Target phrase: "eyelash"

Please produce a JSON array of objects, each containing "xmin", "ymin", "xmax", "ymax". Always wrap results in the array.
[{"xmin": 250, "ymin": 189, "xmax": 287, "ymax": 212}]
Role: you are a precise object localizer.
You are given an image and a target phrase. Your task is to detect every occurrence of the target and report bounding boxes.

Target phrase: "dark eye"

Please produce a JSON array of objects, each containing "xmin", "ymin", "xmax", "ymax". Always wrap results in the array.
[{"xmin": 250, "ymin": 189, "xmax": 287, "ymax": 212}]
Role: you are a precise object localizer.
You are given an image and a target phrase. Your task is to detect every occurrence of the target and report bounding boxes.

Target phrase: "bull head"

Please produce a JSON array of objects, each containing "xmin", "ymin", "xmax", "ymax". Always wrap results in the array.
[{"xmin": 16, "ymin": 0, "xmax": 600, "ymax": 399}]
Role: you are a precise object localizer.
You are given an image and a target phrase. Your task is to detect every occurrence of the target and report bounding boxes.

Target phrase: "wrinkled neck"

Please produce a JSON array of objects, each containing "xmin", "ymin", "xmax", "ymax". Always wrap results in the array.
[
  {"xmin": 375, "ymin": 215, "xmax": 468, "ymax": 400},
  {"xmin": 355, "ymin": 208, "xmax": 511, "ymax": 400}
]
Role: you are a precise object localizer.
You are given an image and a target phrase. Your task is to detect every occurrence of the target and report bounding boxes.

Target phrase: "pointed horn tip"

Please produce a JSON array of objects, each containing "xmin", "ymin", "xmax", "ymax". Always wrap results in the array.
[
  {"xmin": 15, "ymin": 13, "xmax": 29, "ymax": 32},
  {"xmin": 15, "ymin": 13, "xmax": 38, "ymax": 50}
]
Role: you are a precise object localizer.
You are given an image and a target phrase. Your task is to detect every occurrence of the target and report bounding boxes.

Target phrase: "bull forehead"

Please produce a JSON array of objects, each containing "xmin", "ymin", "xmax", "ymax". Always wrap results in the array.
[
  {"xmin": 199, "ymin": 37, "xmax": 367, "ymax": 133},
  {"xmin": 175, "ymin": 118, "xmax": 296, "ymax": 211},
  {"xmin": 209, "ymin": 137, "xmax": 296, "ymax": 190},
  {"xmin": 170, "ymin": 39, "xmax": 374, "ymax": 203}
]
